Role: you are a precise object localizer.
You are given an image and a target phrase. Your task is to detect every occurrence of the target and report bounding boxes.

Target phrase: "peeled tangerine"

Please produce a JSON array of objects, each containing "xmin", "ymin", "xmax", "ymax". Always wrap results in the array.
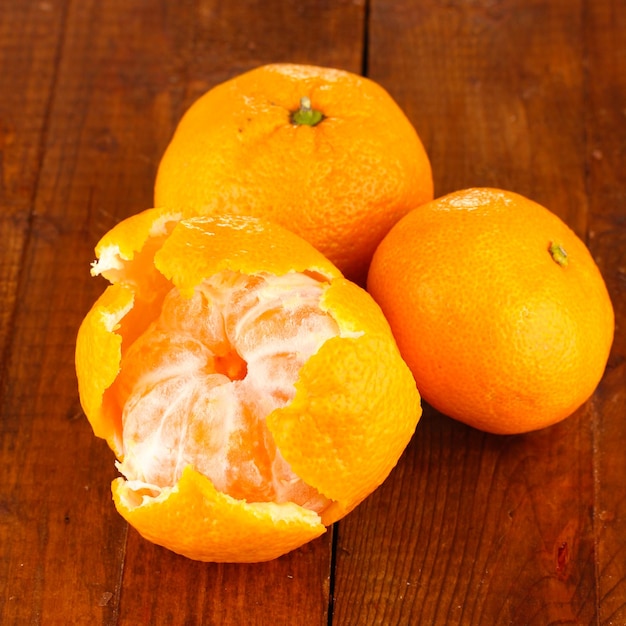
[{"xmin": 76, "ymin": 211, "xmax": 421, "ymax": 562}]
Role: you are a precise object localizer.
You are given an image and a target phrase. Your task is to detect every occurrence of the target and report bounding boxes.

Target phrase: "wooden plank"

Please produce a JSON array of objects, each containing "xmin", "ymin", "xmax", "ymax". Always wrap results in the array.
[
  {"xmin": 0, "ymin": 0, "xmax": 184, "ymax": 621},
  {"xmin": 585, "ymin": 0, "xmax": 626, "ymax": 623},
  {"xmin": 1, "ymin": 0, "xmax": 201, "ymax": 623},
  {"xmin": 0, "ymin": 1, "xmax": 66, "ymax": 362},
  {"xmin": 366, "ymin": 0, "xmax": 589, "ymax": 230},
  {"xmin": 331, "ymin": 0, "xmax": 604, "ymax": 623},
  {"xmin": 3, "ymin": 0, "xmax": 622, "ymax": 624},
  {"xmin": 333, "ymin": 414, "xmax": 597, "ymax": 624},
  {"xmin": 0, "ymin": 1, "xmax": 86, "ymax": 621},
  {"xmin": 115, "ymin": 1, "xmax": 365, "ymax": 623},
  {"xmin": 0, "ymin": 0, "xmax": 365, "ymax": 625},
  {"xmin": 117, "ymin": 538, "xmax": 333, "ymax": 625}
]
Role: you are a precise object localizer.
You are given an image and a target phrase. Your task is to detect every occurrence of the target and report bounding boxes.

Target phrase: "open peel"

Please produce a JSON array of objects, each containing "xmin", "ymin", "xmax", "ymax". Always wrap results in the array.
[{"xmin": 76, "ymin": 210, "xmax": 421, "ymax": 562}]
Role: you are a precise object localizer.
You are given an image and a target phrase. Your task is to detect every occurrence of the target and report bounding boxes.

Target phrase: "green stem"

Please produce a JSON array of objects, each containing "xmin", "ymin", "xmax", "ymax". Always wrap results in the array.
[
  {"xmin": 291, "ymin": 96, "xmax": 324, "ymax": 126},
  {"xmin": 549, "ymin": 242, "xmax": 569, "ymax": 267}
]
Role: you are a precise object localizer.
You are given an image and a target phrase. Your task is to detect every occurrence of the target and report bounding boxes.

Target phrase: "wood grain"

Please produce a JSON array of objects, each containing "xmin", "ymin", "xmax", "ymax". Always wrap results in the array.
[
  {"xmin": 585, "ymin": 0, "xmax": 626, "ymax": 623},
  {"xmin": 0, "ymin": 1, "xmax": 67, "ymax": 367},
  {"xmin": 111, "ymin": 1, "xmax": 365, "ymax": 623},
  {"xmin": 117, "ymin": 535, "xmax": 333, "ymax": 626},
  {"xmin": 331, "ymin": 0, "xmax": 624, "ymax": 624},
  {"xmin": 0, "ymin": 0, "xmax": 364, "ymax": 624},
  {"xmin": 0, "ymin": 0, "xmax": 624, "ymax": 624}
]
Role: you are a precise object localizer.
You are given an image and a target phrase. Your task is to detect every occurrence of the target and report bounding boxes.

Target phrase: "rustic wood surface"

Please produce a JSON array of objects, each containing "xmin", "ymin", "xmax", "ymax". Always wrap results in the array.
[{"xmin": 1, "ymin": 1, "xmax": 624, "ymax": 624}]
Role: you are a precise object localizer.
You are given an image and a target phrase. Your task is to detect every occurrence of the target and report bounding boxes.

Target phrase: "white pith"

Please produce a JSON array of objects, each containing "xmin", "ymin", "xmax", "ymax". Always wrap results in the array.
[{"xmin": 115, "ymin": 269, "xmax": 341, "ymax": 512}]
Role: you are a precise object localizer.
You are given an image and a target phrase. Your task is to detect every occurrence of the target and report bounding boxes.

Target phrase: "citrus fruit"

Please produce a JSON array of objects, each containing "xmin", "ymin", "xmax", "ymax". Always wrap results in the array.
[
  {"xmin": 76, "ymin": 210, "xmax": 421, "ymax": 562},
  {"xmin": 153, "ymin": 63, "xmax": 434, "ymax": 284},
  {"xmin": 367, "ymin": 187, "xmax": 614, "ymax": 435}
]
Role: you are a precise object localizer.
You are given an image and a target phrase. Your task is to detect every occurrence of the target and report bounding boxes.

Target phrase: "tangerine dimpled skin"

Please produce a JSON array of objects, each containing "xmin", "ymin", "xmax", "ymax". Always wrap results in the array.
[
  {"xmin": 76, "ymin": 210, "xmax": 421, "ymax": 562},
  {"xmin": 154, "ymin": 63, "xmax": 433, "ymax": 284},
  {"xmin": 367, "ymin": 188, "xmax": 614, "ymax": 435}
]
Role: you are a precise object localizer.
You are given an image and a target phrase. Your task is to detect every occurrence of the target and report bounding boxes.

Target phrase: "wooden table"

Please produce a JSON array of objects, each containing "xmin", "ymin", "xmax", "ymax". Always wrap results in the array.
[{"xmin": 1, "ymin": 1, "xmax": 625, "ymax": 624}]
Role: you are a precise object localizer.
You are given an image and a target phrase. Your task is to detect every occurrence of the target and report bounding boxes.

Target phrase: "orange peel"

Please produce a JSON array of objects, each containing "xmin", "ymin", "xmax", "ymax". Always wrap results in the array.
[
  {"xmin": 76, "ymin": 211, "xmax": 421, "ymax": 562},
  {"xmin": 153, "ymin": 63, "xmax": 434, "ymax": 284}
]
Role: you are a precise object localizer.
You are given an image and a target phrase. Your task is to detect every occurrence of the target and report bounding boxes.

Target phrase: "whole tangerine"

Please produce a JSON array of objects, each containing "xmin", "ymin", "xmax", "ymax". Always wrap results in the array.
[
  {"xmin": 367, "ymin": 188, "xmax": 614, "ymax": 434},
  {"xmin": 154, "ymin": 63, "xmax": 433, "ymax": 284}
]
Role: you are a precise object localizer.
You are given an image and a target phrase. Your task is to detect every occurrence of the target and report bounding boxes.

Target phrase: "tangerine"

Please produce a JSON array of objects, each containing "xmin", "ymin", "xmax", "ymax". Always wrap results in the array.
[
  {"xmin": 154, "ymin": 63, "xmax": 433, "ymax": 284},
  {"xmin": 76, "ymin": 210, "xmax": 421, "ymax": 562},
  {"xmin": 367, "ymin": 188, "xmax": 614, "ymax": 434}
]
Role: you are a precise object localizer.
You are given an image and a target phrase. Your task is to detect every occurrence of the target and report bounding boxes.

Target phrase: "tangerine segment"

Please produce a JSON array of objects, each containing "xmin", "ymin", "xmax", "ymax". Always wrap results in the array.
[
  {"xmin": 113, "ymin": 466, "xmax": 326, "ymax": 563},
  {"xmin": 115, "ymin": 270, "xmax": 340, "ymax": 513}
]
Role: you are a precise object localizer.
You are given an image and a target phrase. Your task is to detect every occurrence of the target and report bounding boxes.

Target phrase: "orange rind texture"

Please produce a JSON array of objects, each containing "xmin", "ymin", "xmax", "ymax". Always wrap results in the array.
[
  {"xmin": 76, "ymin": 211, "xmax": 421, "ymax": 562},
  {"xmin": 154, "ymin": 63, "xmax": 433, "ymax": 283},
  {"xmin": 269, "ymin": 333, "xmax": 419, "ymax": 526},
  {"xmin": 75, "ymin": 283, "xmax": 133, "ymax": 457},
  {"xmin": 368, "ymin": 187, "xmax": 614, "ymax": 435},
  {"xmin": 112, "ymin": 467, "xmax": 326, "ymax": 563},
  {"xmin": 154, "ymin": 214, "xmax": 342, "ymax": 295}
]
